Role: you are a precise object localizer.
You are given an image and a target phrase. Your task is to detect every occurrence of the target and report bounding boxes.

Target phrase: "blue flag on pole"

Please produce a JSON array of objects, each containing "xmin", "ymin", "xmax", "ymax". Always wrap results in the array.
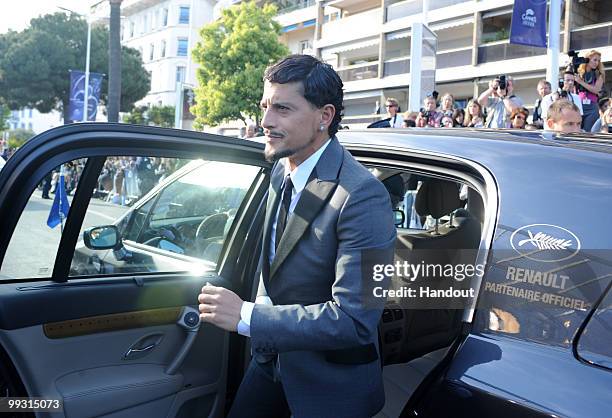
[
  {"xmin": 510, "ymin": 0, "xmax": 548, "ymax": 48},
  {"xmin": 68, "ymin": 70, "xmax": 104, "ymax": 122},
  {"xmin": 47, "ymin": 173, "xmax": 70, "ymax": 229}
]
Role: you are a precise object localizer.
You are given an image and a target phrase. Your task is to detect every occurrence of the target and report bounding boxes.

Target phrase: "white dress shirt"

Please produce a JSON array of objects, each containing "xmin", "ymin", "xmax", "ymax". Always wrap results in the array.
[
  {"xmin": 541, "ymin": 92, "xmax": 584, "ymax": 120},
  {"xmin": 237, "ymin": 139, "xmax": 332, "ymax": 337}
]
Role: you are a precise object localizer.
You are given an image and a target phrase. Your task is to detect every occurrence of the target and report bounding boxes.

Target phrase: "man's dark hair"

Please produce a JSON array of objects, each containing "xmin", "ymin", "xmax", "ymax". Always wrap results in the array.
[{"xmin": 263, "ymin": 54, "xmax": 344, "ymax": 136}]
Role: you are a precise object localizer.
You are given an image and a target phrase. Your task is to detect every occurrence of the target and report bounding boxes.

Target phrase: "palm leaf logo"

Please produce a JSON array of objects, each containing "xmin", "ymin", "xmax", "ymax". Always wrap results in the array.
[{"xmin": 518, "ymin": 230, "xmax": 572, "ymax": 250}]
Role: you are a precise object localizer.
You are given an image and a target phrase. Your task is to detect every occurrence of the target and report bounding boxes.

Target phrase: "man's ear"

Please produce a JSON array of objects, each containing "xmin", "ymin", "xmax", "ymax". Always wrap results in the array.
[
  {"xmin": 320, "ymin": 104, "xmax": 336, "ymax": 127},
  {"xmin": 546, "ymin": 118, "xmax": 555, "ymax": 130}
]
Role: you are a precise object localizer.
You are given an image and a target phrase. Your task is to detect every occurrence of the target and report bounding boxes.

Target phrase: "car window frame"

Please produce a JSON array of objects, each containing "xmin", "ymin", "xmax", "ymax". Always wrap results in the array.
[{"xmin": 0, "ymin": 124, "xmax": 270, "ymax": 284}]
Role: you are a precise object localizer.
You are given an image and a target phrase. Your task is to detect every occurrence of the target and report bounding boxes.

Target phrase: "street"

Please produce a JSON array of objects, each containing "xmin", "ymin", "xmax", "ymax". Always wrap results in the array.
[{"xmin": 0, "ymin": 189, "xmax": 130, "ymax": 280}]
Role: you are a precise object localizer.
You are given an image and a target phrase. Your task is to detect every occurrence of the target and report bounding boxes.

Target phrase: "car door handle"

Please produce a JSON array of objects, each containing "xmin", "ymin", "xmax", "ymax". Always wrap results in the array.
[
  {"xmin": 124, "ymin": 333, "xmax": 164, "ymax": 360},
  {"xmin": 125, "ymin": 343, "xmax": 156, "ymax": 356}
]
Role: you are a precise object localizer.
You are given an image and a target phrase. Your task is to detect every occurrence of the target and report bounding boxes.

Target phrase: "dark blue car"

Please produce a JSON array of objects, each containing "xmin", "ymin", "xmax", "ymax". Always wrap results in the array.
[{"xmin": 0, "ymin": 124, "xmax": 610, "ymax": 418}]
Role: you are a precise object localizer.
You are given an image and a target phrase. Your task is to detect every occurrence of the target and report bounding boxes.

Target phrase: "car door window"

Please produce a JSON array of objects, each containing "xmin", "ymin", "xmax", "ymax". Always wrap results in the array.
[
  {"xmin": 577, "ymin": 287, "xmax": 612, "ymax": 370},
  {"xmin": 0, "ymin": 158, "xmax": 87, "ymax": 279},
  {"xmin": 69, "ymin": 157, "xmax": 260, "ymax": 277}
]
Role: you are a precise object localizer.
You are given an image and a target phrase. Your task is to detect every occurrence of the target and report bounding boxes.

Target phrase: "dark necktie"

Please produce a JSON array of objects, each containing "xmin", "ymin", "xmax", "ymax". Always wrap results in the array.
[{"xmin": 275, "ymin": 174, "xmax": 293, "ymax": 251}]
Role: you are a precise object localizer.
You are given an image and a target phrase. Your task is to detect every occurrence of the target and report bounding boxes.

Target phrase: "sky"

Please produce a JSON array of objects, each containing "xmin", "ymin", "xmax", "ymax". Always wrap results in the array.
[{"xmin": 0, "ymin": 0, "xmax": 92, "ymax": 33}]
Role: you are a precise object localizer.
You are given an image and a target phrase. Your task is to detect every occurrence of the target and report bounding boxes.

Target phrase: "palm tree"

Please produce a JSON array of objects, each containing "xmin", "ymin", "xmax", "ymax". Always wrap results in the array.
[{"xmin": 108, "ymin": 0, "xmax": 122, "ymax": 122}]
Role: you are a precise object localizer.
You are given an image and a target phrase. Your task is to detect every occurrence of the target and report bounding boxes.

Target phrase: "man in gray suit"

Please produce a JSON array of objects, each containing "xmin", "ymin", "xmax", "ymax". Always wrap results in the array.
[{"xmin": 198, "ymin": 55, "xmax": 396, "ymax": 417}]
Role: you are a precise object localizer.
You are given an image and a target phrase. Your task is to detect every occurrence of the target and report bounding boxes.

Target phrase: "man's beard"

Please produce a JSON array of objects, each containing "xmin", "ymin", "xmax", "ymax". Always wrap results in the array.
[{"xmin": 264, "ymin": 133, "xmax": 317, "ymax": 163}]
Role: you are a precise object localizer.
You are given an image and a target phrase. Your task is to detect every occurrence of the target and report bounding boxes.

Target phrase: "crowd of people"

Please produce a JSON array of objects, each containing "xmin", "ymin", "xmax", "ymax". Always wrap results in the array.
[
  {"xmin": 378, "ymin": 49, "xmax": 609, "ymax": 135},
  {"xmin": 34, "ymin": 156, "xmax": 185, "ymax": 207}
]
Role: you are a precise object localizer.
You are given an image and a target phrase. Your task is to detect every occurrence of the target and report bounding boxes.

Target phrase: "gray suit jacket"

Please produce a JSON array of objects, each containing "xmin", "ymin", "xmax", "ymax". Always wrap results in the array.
[{"xmin": 251, "ymin": 137, "xmax": 396, "ymax": 417}]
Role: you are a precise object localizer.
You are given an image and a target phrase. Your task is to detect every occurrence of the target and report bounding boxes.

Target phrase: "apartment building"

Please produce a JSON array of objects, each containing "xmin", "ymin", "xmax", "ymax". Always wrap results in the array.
[
  {"xmin": 93, "ymin": 0, "xmax": 216, "ymax": 113},
  {"xmin": 7, "ymin": 108, "xmax": 63, "ymax": 134},
  {"xmin": 301, "ymin": 0, "xmax": 611, "ymax": 126}
]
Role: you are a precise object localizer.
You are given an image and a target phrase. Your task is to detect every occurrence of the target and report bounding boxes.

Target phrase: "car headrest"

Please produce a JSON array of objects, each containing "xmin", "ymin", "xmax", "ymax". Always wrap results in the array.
[
  {"xmin": 466, "ymin": 187, "xmax": 485, "ymax": 224},
  {"xmin": 382, "ymin": 174, "xmax": 405, "ymax": 207},
  {"xmin": 415, "ymin": 179, "xmax": 463, "ymax": 219}
]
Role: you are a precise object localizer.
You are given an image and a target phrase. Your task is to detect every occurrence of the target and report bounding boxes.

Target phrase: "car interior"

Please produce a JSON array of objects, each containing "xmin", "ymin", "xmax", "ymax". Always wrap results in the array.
[{"xmin": 369, "ymin": 168, "xmax": 485, "ymax": 417}]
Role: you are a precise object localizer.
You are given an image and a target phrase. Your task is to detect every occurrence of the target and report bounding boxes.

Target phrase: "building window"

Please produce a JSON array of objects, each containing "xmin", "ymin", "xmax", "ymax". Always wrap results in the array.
[
  {"xmin": 130, "ymin": 21, "xmax": 135, "ymax": 37},
  {"xmin": 28, "ymin": 122, "xmax": 33, "ymax": 130},
  {"xmin": 28, "ymin": 108, "xmax": 33, "ymax": 118},
  {"xmin": 177, "ymin": 38, "xmax": 188, "ymax": 56},
  {"xmin": 161, "ymin": 40, "xmax": 166, "ymax": 57},
  {"xmin": 143, "ymin": 15, "xmax": 148, "ymax": 33},
  {"xmin": 149, "ymin": 44, "xmax": 155, "ymax": 61},
  {"xmin": 162, "ymin": 8, "xmax": 168, "ymax": 26},
  {"xmin": 20, "ymin": 122, "xmax": 25, "ymax": 129},
  {"xmin": 179, "ymin": 6, "xmax": 190, "ymax": 24},
  {"xmin": 176, "ymin": 66, "xmax": 186, "ymax": 83},
  {"xmin": 299, "ymin": 40, "xmax": 312, "ymax": 55}
]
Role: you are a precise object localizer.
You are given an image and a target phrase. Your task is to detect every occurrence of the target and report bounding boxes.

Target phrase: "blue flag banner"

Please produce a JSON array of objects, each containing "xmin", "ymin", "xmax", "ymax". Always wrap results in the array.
[
  {"xmin": 510, "ymin": 0, "xmax": 548, "ymax": 48},
  {"xmin": 47, "ymin": 173, "xmax": 70, "ymax": 229},
  {"xmin": 68, "ymin": 70, "xmax": 104, "ymax": 122}
]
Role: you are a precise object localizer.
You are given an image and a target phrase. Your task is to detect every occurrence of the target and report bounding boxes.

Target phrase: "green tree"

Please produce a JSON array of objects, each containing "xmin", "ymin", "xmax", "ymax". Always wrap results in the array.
[
  {"xmin": 0, "ymin": 104, "xmax": 10, "ymax": 131},
  {"xmin": 0, "ymin": 13, "xmax": 150, "ymax": 124},
  {"xmin": 7, "ymin": 129, "xmax": 36, "ymax": 148},
  {"xmin": 123, "ymin": 105, "xmax": 148, "ymax": 125},
  {"xmin": 191, "ymin": 1, "xmax": 289, "ymax": 129},
  {"xmin": 147, "ymin": 106, "xmax": 175, "ymax": 127},
  {"xmin": 123, "ymin": 105, "xmax": 175, "ymax": 127}
]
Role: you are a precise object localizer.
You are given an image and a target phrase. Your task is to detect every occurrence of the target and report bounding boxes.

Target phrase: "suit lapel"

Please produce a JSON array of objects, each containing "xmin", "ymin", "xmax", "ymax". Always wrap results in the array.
[{"xmin": 269, "ymin": 138, "xmax": 344, "ymax": 279}]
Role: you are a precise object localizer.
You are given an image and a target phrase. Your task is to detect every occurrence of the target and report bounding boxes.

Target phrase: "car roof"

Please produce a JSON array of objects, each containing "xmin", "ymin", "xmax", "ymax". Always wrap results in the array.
[{"xmin": 337, "ymin": 128, "xmax": 612, "ymax": 156}]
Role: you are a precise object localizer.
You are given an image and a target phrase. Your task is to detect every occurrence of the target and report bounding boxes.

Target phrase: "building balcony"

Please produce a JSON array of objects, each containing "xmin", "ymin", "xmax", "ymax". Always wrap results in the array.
[
  {"xmin": 429, "ymin": 0, "xmax": 470, "ymax": 11},
  {"xmin": 383, "ymin": 57, "xmax": 410, "ymax": 76},
  {"xmin": 337, "ymin": 62, "xmax": 379, "ymax": 82},
  {"xmin": 477, "ymin": 40, "xmax": 547, "ymax": 64},
  {"xmin": 437, "ymin": 46, "xmax": 472, "ymax": 68},
  {"xmin": 277, "ymin": 0, "xmax": 316, "ymax": 15},
  {"xmin": 386, "ymin": 0, "xmax": 423, "ymax": 23},
  {"xmin": 319, "ymin": 8, "xmax": 382, "ymax": 46},
  {"xmin": 570, "ymin": 21, "xmax": 612, "ymax": 51}
]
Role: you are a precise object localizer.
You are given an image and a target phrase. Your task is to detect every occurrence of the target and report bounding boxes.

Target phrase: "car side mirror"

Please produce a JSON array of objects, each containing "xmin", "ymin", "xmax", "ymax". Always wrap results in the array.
[
  {"xmin": 393, "ymin": 209, "xmax": 405, "ymax": 227},
  {"xmin": 83, "ymin": 225, "xmax": 120, "ymax": 250}
]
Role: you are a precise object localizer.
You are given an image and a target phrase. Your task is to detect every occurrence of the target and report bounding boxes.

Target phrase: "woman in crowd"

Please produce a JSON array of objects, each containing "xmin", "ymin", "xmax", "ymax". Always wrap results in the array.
[
  {"xmin": 574, "ymin": 50, "xmax": 605, "ymax": 131},
  {"xmin": 464, "ymin": 99, "xmax": 485, "ymax": 128},
  {"xmin": 440, "ymin": 93, "xmax": 455, "ymax": 117},
  {"xmin": 452, "ymin": 108, "xmax": 465, "ymax": 127},
  {"xmin": 509, "ymin": 107, "xmax": 529, "ymax": 129}
]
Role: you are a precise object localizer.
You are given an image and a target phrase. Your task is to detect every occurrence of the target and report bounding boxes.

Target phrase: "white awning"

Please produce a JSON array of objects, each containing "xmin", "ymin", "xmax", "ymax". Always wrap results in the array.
[
  {"xmin": 430, "ymin": 16, "xmax": 473, "ymax": 31},
  {"xmin": 322, "ymin": 37, "xmax": 379, "ymax": 55},
  {"xmin": 344, "ymin": 90, "xmax": 383, "ymax": 100},
  {"xmin": 386, "ymin": 30, "xmax": 410, "ymax": 41}
]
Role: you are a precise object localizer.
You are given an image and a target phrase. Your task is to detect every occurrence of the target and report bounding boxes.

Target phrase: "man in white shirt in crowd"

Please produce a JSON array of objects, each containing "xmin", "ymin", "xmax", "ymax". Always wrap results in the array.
[
  {"xmin": 541, "ymin": 72, "xmax": 584, "ymax": 121},
  {"xmin": 385, "ymin": 97, "xmax": 404, "ymax": 128}
]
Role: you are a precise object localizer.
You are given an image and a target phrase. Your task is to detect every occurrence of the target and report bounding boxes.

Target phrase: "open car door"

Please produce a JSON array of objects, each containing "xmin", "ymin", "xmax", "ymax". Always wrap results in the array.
[{"xmin": 0, "ymin": 124, "xmax": 270, "ymax": 418}]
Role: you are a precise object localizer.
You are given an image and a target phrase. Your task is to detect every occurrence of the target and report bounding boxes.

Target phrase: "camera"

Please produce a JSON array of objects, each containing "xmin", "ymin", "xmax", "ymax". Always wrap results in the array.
[
  {"xmin": 419, "ymin": 108, "xmax": 432, "ymax": 122},
  {"xmin": 497, "ymin": 75, "xmax": 507, "ymax": 90},
  {"xmin": 567, "ymin": 50, "xmax": 589, "ymax": 74}
]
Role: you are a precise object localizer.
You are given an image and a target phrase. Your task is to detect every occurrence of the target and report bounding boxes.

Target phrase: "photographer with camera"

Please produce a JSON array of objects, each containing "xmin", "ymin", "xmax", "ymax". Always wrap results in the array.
[
  {"xmin": 477, "ymin": 75, "xmax": 523, "ymax": 129},
  {"xmin": 541, "ymin": 72, "xmax": 583, "ymax": 121},
  {"xmin": 418, "ymin": 94, "xmax": 442, "ymax": 127},
  {"xmin": 572, "ymin": 50, "xmax": 605, "ymax": 131}
]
